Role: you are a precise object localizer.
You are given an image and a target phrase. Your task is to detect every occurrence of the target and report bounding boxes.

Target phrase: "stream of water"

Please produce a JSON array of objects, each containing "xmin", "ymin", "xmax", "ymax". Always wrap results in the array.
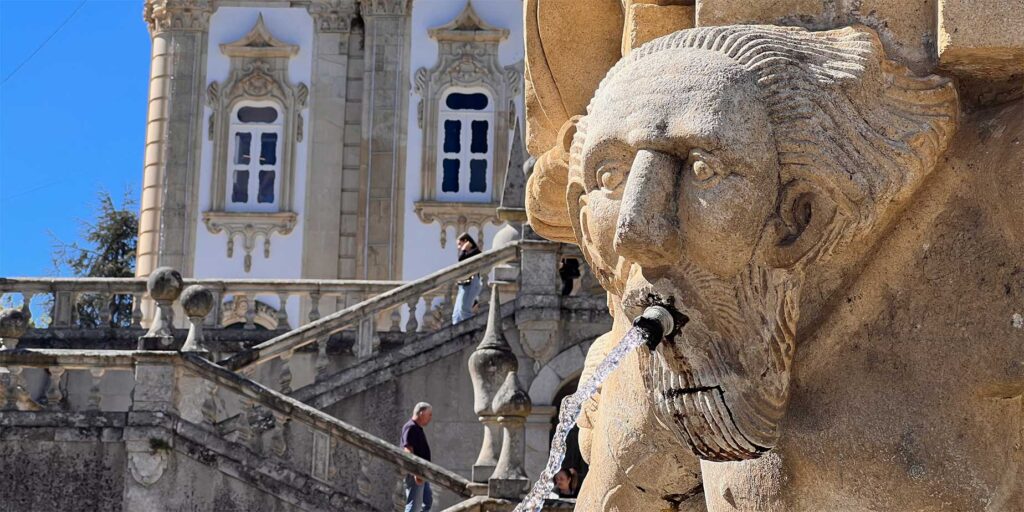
[{"xmin": 514, "ymin": 325, "xmax": 653, "ymax": 511}]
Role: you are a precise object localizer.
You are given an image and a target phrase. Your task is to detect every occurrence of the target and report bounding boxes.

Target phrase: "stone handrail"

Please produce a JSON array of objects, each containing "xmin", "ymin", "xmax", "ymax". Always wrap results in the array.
[
  {"xmin": 0, "ymin": 349, "xmax": 474, "ymax": 498},
  {"xmin": 221, "ymin": 242, "xmax": 520, "ymax": 372},
  {"xmin": 0, "ymin": 277, "xmax": 401, "ymax": 329}
]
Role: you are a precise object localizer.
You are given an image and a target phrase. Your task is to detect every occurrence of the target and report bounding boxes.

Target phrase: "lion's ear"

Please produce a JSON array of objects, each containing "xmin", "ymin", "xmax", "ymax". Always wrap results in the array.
[
  {"xmin": 525, "ymin": 118, "xmax": 580, "ymax": 244},
  {"xmin": 766, "ymin": 180, "xmax": 839, "ymax": 268}
]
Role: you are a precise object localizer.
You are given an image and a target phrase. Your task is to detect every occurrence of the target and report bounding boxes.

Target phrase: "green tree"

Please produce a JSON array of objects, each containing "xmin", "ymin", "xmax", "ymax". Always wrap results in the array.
[{"xmin": 51, "ymin": 190, "xmax": 138, "ymax": 327}]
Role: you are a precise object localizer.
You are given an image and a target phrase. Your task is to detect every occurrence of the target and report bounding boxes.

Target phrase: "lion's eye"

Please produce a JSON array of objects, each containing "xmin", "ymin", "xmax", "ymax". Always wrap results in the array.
[
  {"xmin": 597, "ymin": 163, "xmax": 627, "ymax": 192},
  {"xmin": 687, "ymin": 149, "xmax": 725, "ymax": 187},
  {"xmin": 692, "ymin": 160, "xmax": 714, "ymax": 181}
]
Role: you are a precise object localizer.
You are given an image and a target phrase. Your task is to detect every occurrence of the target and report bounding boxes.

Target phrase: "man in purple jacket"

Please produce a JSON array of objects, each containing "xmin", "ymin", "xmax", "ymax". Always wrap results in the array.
[{"xmin": 401, "ymin": 402, "xmax": 433, "ymax": 512}]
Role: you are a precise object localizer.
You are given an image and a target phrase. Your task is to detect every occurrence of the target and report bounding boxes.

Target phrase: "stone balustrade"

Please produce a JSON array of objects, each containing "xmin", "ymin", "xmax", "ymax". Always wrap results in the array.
[
  {"xmin": 0, "ymin": 275, "xmax": 402, "ymax": 330},
  {"xmin": 0, "ymin": 348, "xmax": 474, "ymax": 502},
  {"xmin": 220, "ymin": 243, "xmax": 520, "ymax": 393}
]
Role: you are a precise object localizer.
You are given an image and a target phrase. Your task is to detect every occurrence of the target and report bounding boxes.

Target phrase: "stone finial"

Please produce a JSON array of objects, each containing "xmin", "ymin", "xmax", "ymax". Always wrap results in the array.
[
  {"xmin": 180, "ymin": 285, "xmax": 214, "ymax": 353},
  {"xmin": 468, "ymin": 285, "xmax": 519, "ymax": 482},
  {"xmin": 0, "ymin": 308, "xmax": 29, "ymax": 350},
  {"xmin": 139, "ymin": 267, "xmax": 183, "ymax": 350},
  {"xmin": 488, "ymin": 369, "xmax": 532, "ymax": 499}
]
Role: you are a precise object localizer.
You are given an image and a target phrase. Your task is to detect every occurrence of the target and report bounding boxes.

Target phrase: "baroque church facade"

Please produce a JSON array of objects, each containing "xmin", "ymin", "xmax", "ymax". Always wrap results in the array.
[{"xmin": 137, "ymin": 0, "xmax": 525, "ymax": 307}]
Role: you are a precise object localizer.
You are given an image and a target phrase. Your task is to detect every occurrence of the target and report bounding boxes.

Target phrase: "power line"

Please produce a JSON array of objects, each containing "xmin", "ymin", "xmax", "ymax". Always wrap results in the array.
[{"xmin": 1, "ymin": 0, "xmax": 88, "ymax": 86}]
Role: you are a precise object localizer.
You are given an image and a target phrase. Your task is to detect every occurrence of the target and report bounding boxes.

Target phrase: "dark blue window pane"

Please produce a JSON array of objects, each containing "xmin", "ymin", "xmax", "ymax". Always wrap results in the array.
[
  {"xmin": 443, "ymin": 120, "xmax": 461, "ymax": 153},
  {"xmin": 232, "ymin": 170, "xmax": 249, "ymax": 203},
  {"xmin": 258, "ymin": 170, "xmax": 275, "ymax": 203},
  {"xmin": 237, "ymin": 106, "xmax": 278, "ymax": 123},
  {"xmin": 234, "ymin": 132, "xmax": 251, "ymax": 164},
  {"xmin": 445, "ymin": 93, "xmax": 488, "ymax": 110},
  {"xmin": 260, "ymin": 133, "xmax": 277, "ymax": 165},
  {"xmin": 442, "ymin": 159, "xmax": 460, "ymax": 193},
  {"xmin": 469, "ymin": 159, "xmax": 487, "ymax": 193},
  {"xmin": 470, "ymin": 120, "xmax": 488, "ymax": 154}
]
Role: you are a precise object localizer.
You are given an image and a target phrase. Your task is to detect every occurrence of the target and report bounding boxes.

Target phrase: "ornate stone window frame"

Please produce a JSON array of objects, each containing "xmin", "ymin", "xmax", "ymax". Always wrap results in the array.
[
  {"xmin": 203, "ymin": 14, "xmax": 306, "ymax": 272},
  {"xmin": 413, "ymin": 2, "xmax": 522, "ymax": 246}
]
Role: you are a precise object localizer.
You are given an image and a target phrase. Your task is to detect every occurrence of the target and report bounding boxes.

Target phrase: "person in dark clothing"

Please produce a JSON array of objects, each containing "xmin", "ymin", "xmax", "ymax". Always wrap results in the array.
[
  {"xmin": 401, "ymin": 402, "xmax": 433, "ymax": 512},
  {"xmin": 559, "ymin": 258, "xmax": 581, "ymax": 296},
  {"xmin": 452, "ymin": 233, "xmax": 483, "ymax": 324}
]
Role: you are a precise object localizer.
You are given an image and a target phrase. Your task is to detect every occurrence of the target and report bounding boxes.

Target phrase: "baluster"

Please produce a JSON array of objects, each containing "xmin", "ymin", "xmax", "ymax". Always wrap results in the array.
[
  {"xmin": 8, "ymin": 366, "xmax": 25, "ymax": 409},
  {"xmin": 479, "ymin": 273, "xmax": 491, "ymax": 310},
  {"xmin": 88, "ymin": 368, "xmax": 105, "ymax": 411},
  {"xmin": 69, "ymin": 292, "xmax": 80, "ymax": 327},
  {"xmin": 235, "ymin": 398, "xmax": 256, "ymax": 446},
  {"xmin": 131, "ymin": 292, "xmax": 144, "ymax": 328},
  {"xmin": 54, "ymin": 290, "xmax": 73, "ymax": 327},
  {"xmin": 204, "ymin": 289, "xmax": 221, "ymax": 328},
  {"xmin": 404, "ymin": 296, "xmax": 420, "ymax": 333},
  {"xmin": 4, "ymin": 368, "xmax": 19, "ymax": 410},
  {"xmin": 389, "ymin": 307, "xmax": 401, "ymax": 332},
  {"xmin": 20, "ymin": 292, "xmax": 33, "ymax": 325},
  {"xmin": 99, "ymin": 293, "xmax": 113, "ymax": 327},
  {"xmin": 356, "ymin": 316, "xmax": 375, "ymax": 358},
  {"xmin": 243, "ymin": 293, "xmax": 255, "ymax": 330},
  {"xmin": 45, "ymin": 367, "xmax": 65, "ymax": 410},
  {"xmin": 442, "ymin": 283, "xmax": 457, "ymax": 321},
  {"xmin": 271, "ymin": 411, "xmax": 289, "ymax": 457},
  {"xmin": 278, "ymin": 350, "xmax": 294, "ymax": 394},
  {"xmin": 276, "ymin": 292, "xmax": 290, "ymax": 330},
  {"xmin": 201, "ymin": 382, "xmax": 220, "ymax": 426},
  {"xmin": 315, "ymin": 337, "xmax": 329, "ymax": 377},
  {"xmin": 308, "ymin": 292, "xmax": 321, "ymax": 322}
]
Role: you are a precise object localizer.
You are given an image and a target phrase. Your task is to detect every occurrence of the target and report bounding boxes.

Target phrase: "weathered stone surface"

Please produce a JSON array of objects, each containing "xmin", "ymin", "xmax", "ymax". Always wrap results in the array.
[
  {"xmin": 523, "ymin": 0, "xmax": 623, "ymax": 157},
  {"xmin": 938, "ymin": 0, "xmax": 1024, "ymax": 77},
  {"xmin": 695, "ymin": 0, "xmax": 825, "ymax": 27},
  {"xmin": 520, "ymin": 20, "xmax": 1024, "ymax": 511}
]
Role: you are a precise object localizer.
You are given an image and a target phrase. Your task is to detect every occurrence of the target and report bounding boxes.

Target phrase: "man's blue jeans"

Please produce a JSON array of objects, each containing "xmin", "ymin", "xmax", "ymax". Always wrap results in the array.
[
  {"xmin": 404, "ymin": 474, "xmax": 432, "ymax": 512},
  {"xmin": 452, "ymin": 275, "xmax": 482, "ymax": 324}
]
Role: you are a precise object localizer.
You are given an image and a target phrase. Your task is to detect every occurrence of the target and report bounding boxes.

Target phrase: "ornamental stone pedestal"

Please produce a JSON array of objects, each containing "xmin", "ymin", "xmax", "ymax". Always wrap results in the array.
[
  {"xmin": 467, "ymin": 284, "xmax": 516, "ymax": 482},
  {"xmin": 468, "ymin": 285, "xmax": 533, "ymax": 499},
  {"xmin": 179, "ymin": 284, "xmax": 214, "ymax": 353},
  {"xmin": 138, "ymin": 267, "xmax": 184, "ymax": 350}
]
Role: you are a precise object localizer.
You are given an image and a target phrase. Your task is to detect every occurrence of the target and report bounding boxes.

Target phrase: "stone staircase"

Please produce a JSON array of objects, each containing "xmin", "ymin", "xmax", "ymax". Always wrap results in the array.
[{"xmin": 0, "ymin": 240, "xmax": 607, "ymax": 510}]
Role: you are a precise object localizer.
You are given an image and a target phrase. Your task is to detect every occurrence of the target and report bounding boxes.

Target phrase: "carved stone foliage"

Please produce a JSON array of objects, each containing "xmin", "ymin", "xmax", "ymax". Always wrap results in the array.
[
  {"xmin": 204, "ymin": 16, "xmax": 306, "ymax": 272},
  {"xmin": 143, "ymin": 0, "xmax": 212, "ymax": 34},
  {"xmin": 413, "ymin": 2, "xmax": 521, "ymax": 245}
]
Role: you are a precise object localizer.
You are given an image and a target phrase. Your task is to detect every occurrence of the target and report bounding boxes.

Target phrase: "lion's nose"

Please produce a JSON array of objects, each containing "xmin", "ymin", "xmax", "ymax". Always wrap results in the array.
[{"xmin": 614, "ymin": 149, "xmax": 683, "ymax": 269}]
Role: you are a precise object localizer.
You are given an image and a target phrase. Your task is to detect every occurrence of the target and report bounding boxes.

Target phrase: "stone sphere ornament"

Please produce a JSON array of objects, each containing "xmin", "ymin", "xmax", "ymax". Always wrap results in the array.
[
  {"xmin": 147, "ymin": 267, "xmax": 184, "ymax": 301},
  {"xmin": 180, "ymin": 285, "xmax": 215, "ymax": 319}
]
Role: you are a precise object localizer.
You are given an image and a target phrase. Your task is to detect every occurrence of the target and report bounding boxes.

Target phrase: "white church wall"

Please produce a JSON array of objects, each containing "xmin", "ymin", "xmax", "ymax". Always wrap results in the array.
[
  {"xmin": 194, "ymin": 7, "xmax": 314, "ymax": 321},
  {"xmin": 402, "ymin": 0, "xmax": 525, "ymax": 281}
]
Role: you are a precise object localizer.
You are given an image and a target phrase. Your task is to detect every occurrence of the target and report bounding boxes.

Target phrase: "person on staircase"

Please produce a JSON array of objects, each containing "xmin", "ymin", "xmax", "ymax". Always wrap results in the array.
[
  {"xmin": 401, "ymin": 402, "xmax": 434, "ymax": 512},
  {"xmin": 452, "ymin": 233, "xmax": 482, "ymax": 324}
]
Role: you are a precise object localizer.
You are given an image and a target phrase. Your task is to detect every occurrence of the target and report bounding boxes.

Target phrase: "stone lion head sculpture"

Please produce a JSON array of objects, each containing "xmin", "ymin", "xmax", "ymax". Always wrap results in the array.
[{"xmin": 526, "ymin": 25, "xmax": 958, "ymax": 461}]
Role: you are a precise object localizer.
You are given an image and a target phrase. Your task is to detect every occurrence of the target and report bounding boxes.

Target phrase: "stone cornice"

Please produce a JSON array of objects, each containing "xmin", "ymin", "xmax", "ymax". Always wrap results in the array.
[
  {"xmin": 428, "ymin": 1, "xmax": 509, "ymax": 43},
  {"xmin": 143, "ymin": 0, "xmax": 213, "ymax": 34}
]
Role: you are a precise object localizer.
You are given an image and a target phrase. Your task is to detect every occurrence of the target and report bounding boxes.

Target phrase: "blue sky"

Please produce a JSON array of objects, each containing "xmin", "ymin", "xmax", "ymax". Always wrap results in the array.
[{"xmin": 1, "ymin": 0, "xmax": 150, "ymax": 276}]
